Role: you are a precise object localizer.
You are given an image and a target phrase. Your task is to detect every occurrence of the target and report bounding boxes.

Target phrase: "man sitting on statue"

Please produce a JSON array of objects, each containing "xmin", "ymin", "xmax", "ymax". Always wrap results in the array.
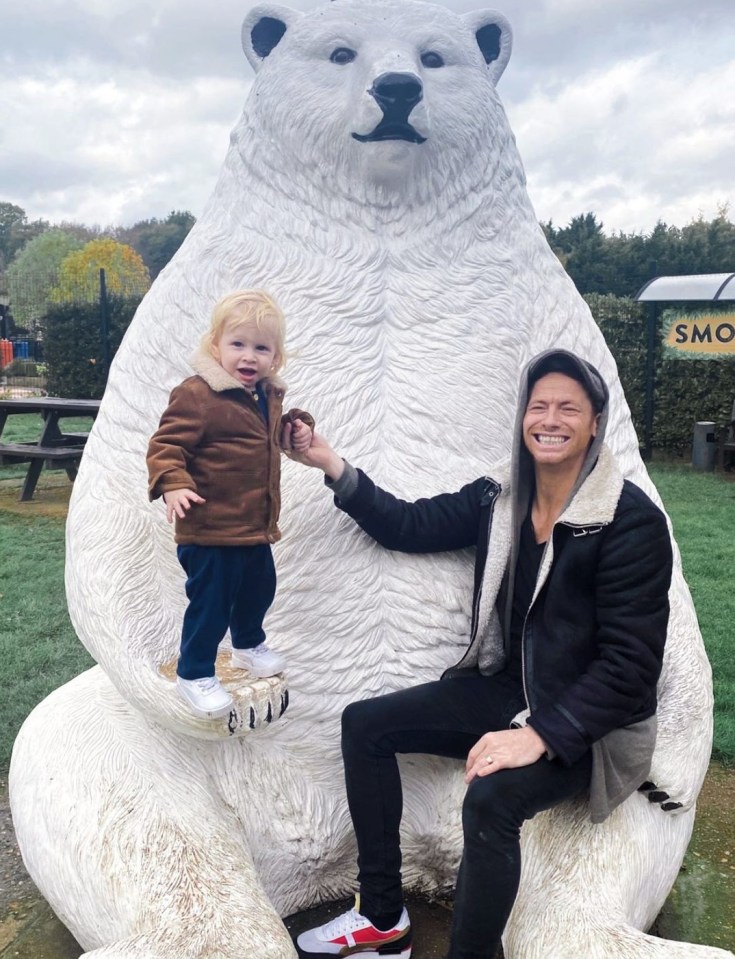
[{"xmin": 284, "ymin": 349, "xmax": 673, "ymax": 959}]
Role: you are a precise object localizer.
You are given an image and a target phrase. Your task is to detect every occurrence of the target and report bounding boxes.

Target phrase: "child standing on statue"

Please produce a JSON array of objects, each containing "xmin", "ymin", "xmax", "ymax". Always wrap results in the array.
[{"xmin": 147, "ymin": 289, "xmax": 313, "ymax": 718}]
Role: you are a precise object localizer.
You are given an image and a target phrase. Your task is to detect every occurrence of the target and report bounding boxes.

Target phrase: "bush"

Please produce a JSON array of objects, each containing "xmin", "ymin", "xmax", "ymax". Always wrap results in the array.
[
  {"xmin": 586, "ymin": 294, "xmax": 735, "ymax": 455},
  {"xmin": 41, "ymin": 295, "xmax": 141, "ymax": 398}
]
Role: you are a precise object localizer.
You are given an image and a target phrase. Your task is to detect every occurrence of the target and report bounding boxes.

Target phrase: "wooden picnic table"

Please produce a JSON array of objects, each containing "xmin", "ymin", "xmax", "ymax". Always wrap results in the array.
[{"xmin": 0, "ymin": 397, "xmax": 101, "ymax": 501}]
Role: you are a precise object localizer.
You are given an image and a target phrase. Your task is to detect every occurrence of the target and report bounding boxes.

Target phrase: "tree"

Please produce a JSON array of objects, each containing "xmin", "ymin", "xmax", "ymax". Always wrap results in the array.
[
  {"xmin": 0, "ymin": 202, "xmax": 48, "ymax": 270},
  {"xmin": 54, "ymin": 220, "xmax": 105, "ymax": 244},
  {"xmin": 542, "ymin": 210, "xmax": 735, "ymax": 298},
  {"xmin": 550, "ymin": 213, "xmax": 617, "ymax": 295},
  {"xmin": 0, "ymin": 202, "xmax": 27, "ymax": 270},
  {"xmin": 678, "ymin": 208, "xmax": 735, "ymax": 275},
  {"xmin": 50, "ymin": 238, "xmax": 151, "ymax": 304},
  {"xmin": 6, "ymin": 229, "xmax": 83, "ymax": 330},
  {"xmin": 117, "ymin": 210, "xmax": 195, "ymax": 279}
]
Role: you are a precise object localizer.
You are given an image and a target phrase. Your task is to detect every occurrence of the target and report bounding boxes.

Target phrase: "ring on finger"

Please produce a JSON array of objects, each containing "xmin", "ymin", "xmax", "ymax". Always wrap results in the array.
[{"xmin": 484, "ymin": 755, "xmax": 494, "ymax": 765}]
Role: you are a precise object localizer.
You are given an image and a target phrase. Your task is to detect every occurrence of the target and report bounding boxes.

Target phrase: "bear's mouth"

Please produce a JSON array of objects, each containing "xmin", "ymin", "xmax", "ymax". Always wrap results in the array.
[{"xmin": 352, "ymin": 121, "xmax": 426, "ymax": 144}]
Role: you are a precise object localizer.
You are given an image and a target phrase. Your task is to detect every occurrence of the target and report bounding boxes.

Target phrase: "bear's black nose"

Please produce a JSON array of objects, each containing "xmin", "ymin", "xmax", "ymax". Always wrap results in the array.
[{"xmin": 370, "ymin": 72, "xmax": 423, "ymax": 116}]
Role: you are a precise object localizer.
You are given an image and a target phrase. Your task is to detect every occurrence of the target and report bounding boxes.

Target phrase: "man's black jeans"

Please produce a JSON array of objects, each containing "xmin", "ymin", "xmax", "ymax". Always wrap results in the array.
[{"xmin": 341, "ymin": 672, "xmax": 593, "ymax": 959}]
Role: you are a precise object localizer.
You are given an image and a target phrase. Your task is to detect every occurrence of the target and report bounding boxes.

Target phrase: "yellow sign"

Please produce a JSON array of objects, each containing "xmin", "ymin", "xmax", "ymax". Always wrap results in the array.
[{"xmin": 663, "ymin": 312, "xmax": 735, "ymax": 357}]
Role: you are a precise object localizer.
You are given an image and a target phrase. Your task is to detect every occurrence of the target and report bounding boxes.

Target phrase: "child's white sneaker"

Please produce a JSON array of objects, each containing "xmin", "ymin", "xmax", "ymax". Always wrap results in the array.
[
  {"xmin": 176, "ymin": 675, "xmax": 233, "ymax": 718},
  {"xmin": 231, "ymin": 643, "xmax": 286, "ymax": 677}
]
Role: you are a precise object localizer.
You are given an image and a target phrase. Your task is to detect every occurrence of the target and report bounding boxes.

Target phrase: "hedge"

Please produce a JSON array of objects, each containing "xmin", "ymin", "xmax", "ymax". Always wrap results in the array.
[
  {"xmin": 41, "ymin": 296, "xmax": 141, "ymax": 399},
  {"xmin": 587, "ymin": 294, "xmax": 735, "ymax": 455}
]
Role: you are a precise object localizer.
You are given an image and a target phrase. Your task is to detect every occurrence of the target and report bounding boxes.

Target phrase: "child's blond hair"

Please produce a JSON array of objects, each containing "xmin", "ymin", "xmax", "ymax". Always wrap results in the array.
[{"xmin": 201, "ymin": 290, "xmax": 287, "ymax": 374}]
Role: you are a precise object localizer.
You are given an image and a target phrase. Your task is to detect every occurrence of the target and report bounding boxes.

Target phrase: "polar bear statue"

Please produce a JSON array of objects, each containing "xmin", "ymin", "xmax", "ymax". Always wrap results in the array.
[{"xmin": 10, "ymin": 1, "xmax": 729, "ymax": 957}]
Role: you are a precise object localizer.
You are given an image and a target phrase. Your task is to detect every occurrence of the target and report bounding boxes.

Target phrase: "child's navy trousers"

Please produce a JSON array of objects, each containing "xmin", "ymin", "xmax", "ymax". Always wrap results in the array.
[{"xmin": 176, "ymin": 543, "xmax": 276, "ymax": 680}]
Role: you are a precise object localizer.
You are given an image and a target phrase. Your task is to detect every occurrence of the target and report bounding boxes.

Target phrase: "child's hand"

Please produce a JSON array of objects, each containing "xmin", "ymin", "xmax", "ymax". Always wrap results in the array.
[
  {"xmin": 163, "ymin": 488, "xmax": 206, "ymax": 523},
  {"xmin": 289, "ymin": 417, "xmax": 313, "ymax": 453}
]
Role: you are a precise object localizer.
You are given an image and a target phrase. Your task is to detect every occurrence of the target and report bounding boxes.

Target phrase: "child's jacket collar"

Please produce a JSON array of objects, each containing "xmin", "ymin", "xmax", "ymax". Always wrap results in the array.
[{"xmin": 189, "ymin": 347, "xmax": 286, "ymax": 396}]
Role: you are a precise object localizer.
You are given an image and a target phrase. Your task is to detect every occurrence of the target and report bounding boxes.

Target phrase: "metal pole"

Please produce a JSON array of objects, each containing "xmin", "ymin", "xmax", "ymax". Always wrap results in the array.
[
  {"xmin": 99, "ymin": 268, "xmax": 111, "ymax": 376},
  {"xmin": 642, "ymin": 302, "xmax": 657, "ymax": 461}
]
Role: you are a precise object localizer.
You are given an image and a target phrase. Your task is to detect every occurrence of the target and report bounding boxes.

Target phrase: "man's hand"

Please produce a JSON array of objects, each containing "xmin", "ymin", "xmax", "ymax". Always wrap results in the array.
[
  {"xmin": 281, "ymin": 425, "xmax": 345, "ymax": 481},
  {"xmin": 465, "ymin": 726, "xmax": 548, "ymax": 783},
  {"xmin": 163, "ymin": 488, "xmax": 205, "ymax": 523}
]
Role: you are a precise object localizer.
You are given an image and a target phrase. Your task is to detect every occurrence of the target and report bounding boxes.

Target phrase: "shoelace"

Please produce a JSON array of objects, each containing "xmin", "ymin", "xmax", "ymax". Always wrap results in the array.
[
  {"xmin": 192, "ymin": 677, "xmax": 221, "ymax": 694},
  {"xmin": 321, "ymin": 908, "xmax": 364, "ymax": 938}
]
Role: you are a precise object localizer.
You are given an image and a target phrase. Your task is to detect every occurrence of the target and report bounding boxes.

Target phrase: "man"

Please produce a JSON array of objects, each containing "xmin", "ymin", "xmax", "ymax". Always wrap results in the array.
[{"xmin": 286, "ymin": 350, "xmax": 673, "ymax": 959}]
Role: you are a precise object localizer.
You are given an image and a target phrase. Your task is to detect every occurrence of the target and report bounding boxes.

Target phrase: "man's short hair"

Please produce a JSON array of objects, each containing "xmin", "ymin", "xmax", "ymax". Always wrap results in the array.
[{"xmin": 527, "ymin": 351, "xmax": 607, "ymax": 414}]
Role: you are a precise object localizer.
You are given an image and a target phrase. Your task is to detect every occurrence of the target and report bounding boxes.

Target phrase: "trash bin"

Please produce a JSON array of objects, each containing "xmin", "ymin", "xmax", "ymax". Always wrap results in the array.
[
  {"xmin": 0, "ymin": 338, "xmax": 12, "ymax": 369},
  {"xmin": 692, "ymin": 421, "xmax": 717, "ymax": 472}
]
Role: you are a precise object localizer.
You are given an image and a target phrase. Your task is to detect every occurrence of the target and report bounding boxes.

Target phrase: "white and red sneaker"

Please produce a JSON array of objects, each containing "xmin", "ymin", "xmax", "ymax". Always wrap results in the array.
[{"xmin": 296, "ymin": 897, "xmax": 411, "ymax": 957}]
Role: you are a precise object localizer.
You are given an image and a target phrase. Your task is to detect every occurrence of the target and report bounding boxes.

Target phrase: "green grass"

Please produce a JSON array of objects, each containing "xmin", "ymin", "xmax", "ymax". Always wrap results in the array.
[
  {"xmin": 0, "ymin": 414, "xmax": 96, "ymax": 481},
  {"xmin": 649, "ymin": 464, "xmax": 735, "ymax": 766},
  {"xmin": 0, "ymin": 463, "xmax": 733, "ymax": 771},
  {"xmin": 0, "ymin": 510, "xmax": 93, "ymax": 768},
  {"xmin": 0, "ymin": 415, "xmax": 43, "ymax": 481},
  {"xmin": 1, "ymin": 414, "xmax": 95, "ymax": 444}
]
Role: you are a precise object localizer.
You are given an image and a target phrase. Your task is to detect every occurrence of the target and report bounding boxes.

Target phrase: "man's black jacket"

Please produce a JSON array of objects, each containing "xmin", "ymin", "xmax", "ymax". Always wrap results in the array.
[{"xmin": 332, "ymin": 466, "xmax": 673, "ymax": 767}]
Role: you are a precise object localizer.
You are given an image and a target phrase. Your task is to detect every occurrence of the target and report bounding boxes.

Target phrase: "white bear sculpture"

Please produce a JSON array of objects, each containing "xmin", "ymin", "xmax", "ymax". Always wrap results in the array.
[{"xmin": 10, "ymin": 1, "xmax": 730, "ymax": 957}]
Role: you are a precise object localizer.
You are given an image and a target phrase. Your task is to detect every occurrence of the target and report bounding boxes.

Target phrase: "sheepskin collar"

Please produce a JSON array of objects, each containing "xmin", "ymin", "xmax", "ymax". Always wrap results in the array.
[
  {"xmin": 189, "ymin": 347, "xmax": 286, "ymax": 395},
  {"xmin": 556, "ymin": 444, "xmax": 624, "ymax": 528},
  {"xmin": 487, "ymin": 445, "xmax": 623, "ymax": 528}
]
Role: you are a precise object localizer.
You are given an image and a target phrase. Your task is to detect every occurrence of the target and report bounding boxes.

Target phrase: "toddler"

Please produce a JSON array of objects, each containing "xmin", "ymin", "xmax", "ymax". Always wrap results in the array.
[{"xmin": 147, "ymin": 290, "xmax": 312, "ymax": 718}]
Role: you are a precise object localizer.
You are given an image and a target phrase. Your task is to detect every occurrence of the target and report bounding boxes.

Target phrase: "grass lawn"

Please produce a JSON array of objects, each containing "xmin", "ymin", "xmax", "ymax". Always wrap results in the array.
[
  {"xmin": 0, "ymin": 413, "xmax": 96, "ymax": 482},
  {"xmin": 0, "ymin": 414, "xmax": 45, "ymax": 482},
  {"xmin": 649, "ymin": 464, "xmax": 735, "ymax": 766},
  {"xmin": 0, "ymin": 509, "xmax": 93, "ymax": 768},
  {"xmin": 0, "ymin": 461, "xmax": 733, "ymax": 771},
  {"xmin": 1, "ymin": 413, "xmax": 96, "ymax": 444}
]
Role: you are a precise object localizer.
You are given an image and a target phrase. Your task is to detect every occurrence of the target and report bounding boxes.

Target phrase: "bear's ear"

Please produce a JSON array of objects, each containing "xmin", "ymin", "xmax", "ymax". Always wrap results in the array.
[
  {"xmin": 463, "ymin": 10, "xmax": 513, "ymax": 85},
  {"xmin": 242, "ymin": 5, "xmax": 301, "ymax": 71}
]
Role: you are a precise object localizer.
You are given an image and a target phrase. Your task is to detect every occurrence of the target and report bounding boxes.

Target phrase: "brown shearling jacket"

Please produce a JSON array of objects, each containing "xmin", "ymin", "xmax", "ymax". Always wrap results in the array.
[{"xmin": 147, "ymin": 349, "xmax": 313, "ymax": 546}]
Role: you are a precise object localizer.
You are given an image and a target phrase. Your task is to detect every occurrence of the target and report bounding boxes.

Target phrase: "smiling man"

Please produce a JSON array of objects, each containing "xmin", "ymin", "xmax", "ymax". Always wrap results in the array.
[{"xmin": 287, "ymin": 349, "xmax": 673, "ymax": 959}]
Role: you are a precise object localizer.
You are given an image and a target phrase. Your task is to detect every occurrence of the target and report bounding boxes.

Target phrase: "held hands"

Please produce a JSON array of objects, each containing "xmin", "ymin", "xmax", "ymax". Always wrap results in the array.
[
  {"xmin": 162, "ymin": 488, "xmax": 205, "ymax": 523},
  {"xmin": 465, "ymin": 725, "xmax": 548, "ymax": 783},
  {"xmin": 288, "ymin": 417, "xmax": 313, "ymax": 454},
  {"xmin": 281, "ymin": 422, "xmax": 345, "ymax": 481}
]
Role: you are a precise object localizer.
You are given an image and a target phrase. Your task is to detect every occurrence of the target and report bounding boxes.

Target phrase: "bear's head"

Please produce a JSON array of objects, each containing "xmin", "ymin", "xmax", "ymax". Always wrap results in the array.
[{"xmin": 235, "ymin": 0, "xmax": 515, "ymax": 209}]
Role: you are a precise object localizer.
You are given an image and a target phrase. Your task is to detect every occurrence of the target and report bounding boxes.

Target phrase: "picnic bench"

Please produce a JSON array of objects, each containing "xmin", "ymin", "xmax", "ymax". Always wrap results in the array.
[
  {"xmin": 720, "ymin": 399, "xmax": 735, "ymax": 471},
  {"xmin": 0, "ymin": 397, "xmax": 101, "ymax": 501}
]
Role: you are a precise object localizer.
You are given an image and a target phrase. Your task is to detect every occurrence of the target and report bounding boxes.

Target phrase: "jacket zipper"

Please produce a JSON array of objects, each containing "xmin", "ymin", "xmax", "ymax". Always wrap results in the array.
[
  {"xmin": 519, "ymin": 536, "xmax": 553, "ymax": 713},
  {"xmin": 470, "ymin": 480, "xmax": 501, "ymax": 644},
  {"xmin": 248, "ymin": 387, "xmax": 277, "ymax": 540},
  {"xmin": 265, "ymin": 392, "xmax": 277, "ymax": 539},
  {"xmin": 447, "ymin": 479, "xmax": 500, "ymax": 675},
  {"xmin": 520, "ymin": 519, "xmax": 607, "ymax": 711}
]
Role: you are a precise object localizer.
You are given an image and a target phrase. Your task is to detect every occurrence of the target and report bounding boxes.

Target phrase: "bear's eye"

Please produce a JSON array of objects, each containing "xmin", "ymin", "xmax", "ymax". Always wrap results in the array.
[
  {"xmin": 421, "ymin": 51, "xmax": 444, "ymax": 69},
  {"xmin": 330, "ymin": 47, "xmax": 356, "ymax": 65}
]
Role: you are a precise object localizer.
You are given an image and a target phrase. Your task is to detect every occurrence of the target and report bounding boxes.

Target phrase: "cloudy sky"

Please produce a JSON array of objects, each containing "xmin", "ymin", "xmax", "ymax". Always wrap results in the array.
[{"xmin": 2, "ymin": 0, "xmax": 733, "ymax": 235}]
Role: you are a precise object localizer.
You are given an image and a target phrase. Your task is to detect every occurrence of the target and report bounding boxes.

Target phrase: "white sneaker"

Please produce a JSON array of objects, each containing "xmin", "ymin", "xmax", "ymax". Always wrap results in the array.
[
  {"xmin": 296, "ymin": 898, "xmax": 411, "ymax": 957},
  {"xmin": 176, "ymin": 675, "xmax": 233, "ymax": 718},
  {"xmin": 231, "ymin": 643, "xmax": 286, "ymax": 677}
]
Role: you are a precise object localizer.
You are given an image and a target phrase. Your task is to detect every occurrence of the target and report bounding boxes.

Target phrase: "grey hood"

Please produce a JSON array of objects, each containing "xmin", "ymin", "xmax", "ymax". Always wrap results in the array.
[{"xmin": 504, "ymin": 349, "xmax": 610, "ymax": 642}]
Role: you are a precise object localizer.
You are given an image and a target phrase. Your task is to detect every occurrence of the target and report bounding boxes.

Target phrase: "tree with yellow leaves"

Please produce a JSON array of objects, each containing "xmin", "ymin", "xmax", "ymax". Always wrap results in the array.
[{"xmin": 50, "ymin": 237, "xmax": 151, "ymax": 303}]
